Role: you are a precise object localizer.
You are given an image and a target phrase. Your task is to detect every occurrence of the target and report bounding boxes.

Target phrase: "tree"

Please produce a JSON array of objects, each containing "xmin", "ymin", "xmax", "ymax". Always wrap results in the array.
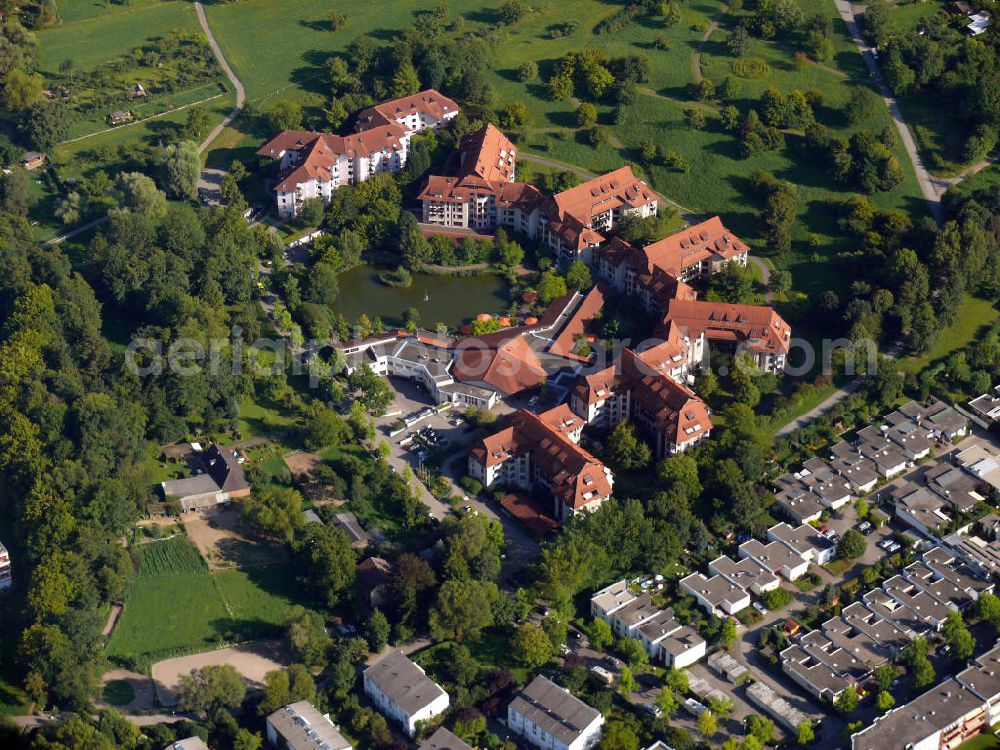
[
  {"xmin": 177, "ymin": 665, "xmax": 246, "ymax": 713},
  {"xmin": 292, "ymin": 523, "xmax": 356, "ymax": 608},
  {"xmin": 708, "ymin": 261, "xmax": 755, "ymax": 303},
  {"xmin": 875, "ymin": 690, "xmax": 895, "ymax": 713},
  {"xmin": 0, "ymin": 168, "xmax": 35, "ymax": 217},
  {"xmin": 565, "ymin": 260, "xmax": 593, "ymax": 290},
  {"xmin": 258, "ymin": 665, "xmax": 316, "ymax": 715},
  {"xmin": 873, "ymin": 664, "xmax": 896, "ymax": 692},
  {"xmin": 837, "ymin": 529, "xmax": 866, "ymax": 560},
  {"xmin": 746, "ymin": 715, "xmax": 774, "ymax": 744},
  {"xmin": 286, "ymin": 606, "xmax": 331, "ymax": 670},
  {"xmin": 601, "ymin": 721, "xmax": 639, "ymax": 750},
  {"xmin": 184, "ymin": 107, "xmax": 213, "ymax": 140},
  {"xmin": 429, "ymin": 580, "xmax": 498, "ymax": 641},
  {"xmin": 501, "ymin": 101, "xmax": 531, "ymax": 134},
  {"xmin": 726, "ymin": 24, "xmax": 751, "ymax": 57},
  {"xmin": 518, "ymin": 61, "xmax": 539, "ymax": 82},
  {"xmin": 3, "ymin": 68, "xmax": 43, "ymax": 111},
  {"xmin": 547, "ymin": 74, "xmax": 574, "ymax": 101},
  {"xmin": 943, "ymin": 611, "xmax": 975, "ymax": 661},
  {"xmin": 304, "ymin": 402, "xmax": 345, "ymax": 450},
  {"xmin": 845, "ymin": 87, "xmax": 877, "ymax": 125},
  {"xmin": 618, "ymin": 664, "xmax": 636, "ymax": 695},
  {"xmin": 607, "ymin": 423, "xmax": 651, "ymax": 471},
  {"xmin": 587, "ymin": 619, "xmax": 613, "ymax": 650},
  {"xmin": 163, "ymin": 141, "xmax": 200, "ymax": 200},
  {"xmin": 392, "ymin": 63, "xmax": 421, "ymax": 97},
  {"xmin": 575, "ymin": 102, "xmax": 598, "ymax": 129},
  {"xmin": 55, "ymin": 191, "xmax": 84, "ymax": 226},
  {"xmin": 244, "ymin": 486, "xmax": 303, "ymax": 542},
  {"xmin": 720, "ymin": 618, "xmax": 738, "ymax": 651},
  {"xmin": 697, "ymin": 710, "xmax": 717, "ymax": 738},
  {"xmin": 366, "ymin": 608, "xmax": 390, "ymax": 653},
  {"xmin": 512, "ymin": 623, "xmax": 554, "ymax": 667},
  {"xmin": 400, "ymin": 211, "xmax": 431, "ymax": 270},
  {"xmin": 117, "ymin": 172, "xmax": 167, "ymax": 220},
  {"xmin": 834, "ymin": 684, "xmax": 859, "ymax": 714},
  {"xmin": 905, "ymin": 637, "xmax": 936, "ymax": 690},
  {"xmin": 976, "ymin": 592, "xmax": 1000, "ymax": 632},
  {"xmin": 329, "ymin": 10, "xmax": 347, "ymax": 30},
  {"xmin": 537, "ymin": 270, "xmax": 568, "ymax": 304},
  {"xmin": 20, "ymin": 100, "xmax": 71, "ymax": 149},
  {"xmin": 616, "ymin": 638, "xmax": 648, "ymax": 669},
  {"xmin": 268, "ymin": 101, "xmax": 303, "ymax": 131},
  {"xmin": 498, "ymin": 0, "xmax": 526, "ymax": 24},
  {"xmin": 796, "ymin": 720, "xmax": 814, "ymax": 745}
]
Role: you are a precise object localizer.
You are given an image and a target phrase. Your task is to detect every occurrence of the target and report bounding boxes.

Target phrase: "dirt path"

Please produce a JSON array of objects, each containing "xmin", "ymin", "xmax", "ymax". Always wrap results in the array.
[
  {"xmin": 101, "ymin": 604, "xmax": 122, "ymax": 636},
  {"xmin": 691, "ymin": 4, "xmax": 731, "ymax": 84},
  {"xmin": 749, "ymin": 256, "xmax": 773, "ymax": 303},
  {"xmin": 151, "ymin": 639, "xmax": 290, "ymax": 706},
  {"xmin": 194, "ymin": 1, "xmax": 245, "ymax": 155}
]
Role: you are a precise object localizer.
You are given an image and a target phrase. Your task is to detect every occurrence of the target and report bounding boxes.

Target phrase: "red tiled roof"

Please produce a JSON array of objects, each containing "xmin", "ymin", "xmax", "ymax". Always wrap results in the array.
[
  {"xmin": 258, "ymin": 126, "xmax": 408, "ymax": 193},
  {"xmin": 664, "ymin": 299, "xmax": 792, "ymax": 356},
  {"xmin": 552, "ymin": 166, "xmax": 659, "ymax": 226},
  {"xmin": 643, "ymin": 216, "xmax": 749, "ymax": 277},
  {"xmin": 620, "ymin": 349, "xmax": 712, "ymax": 448},
  {"xmin": 453, "ymin": 335, "xmax": 546, "ymax": 394},
  {"xmin": 355, "ymin": 89, "xmax": 459, "ymax": 130},
  {"xmin": 547, "ymin": 283, "xmax": 609, "ymax": 361},
  {"xmin": 471, "ymin": 407, "xmax": 613, "ymax": 510},
  {"xmin": 458, "ymin": 124, "xmax": 516, "ymax": 183}
]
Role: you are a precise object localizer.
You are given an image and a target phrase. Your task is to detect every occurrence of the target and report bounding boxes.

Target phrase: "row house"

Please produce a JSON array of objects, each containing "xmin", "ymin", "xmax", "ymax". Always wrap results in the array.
[
  {"xmin": 468, "ymin": 405, "xmax": 613, "ymax": 523},
  {"xmin": 507, "ymin": 676, "xmax": 604, "ymax": 750},
  {"xmin": 363, "ymin": 650, "xmax": 449, "ymax": 737}
]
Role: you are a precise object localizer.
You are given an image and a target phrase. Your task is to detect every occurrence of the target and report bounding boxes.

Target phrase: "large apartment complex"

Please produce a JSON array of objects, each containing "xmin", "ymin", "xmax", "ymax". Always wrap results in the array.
[
  {"xmin": 468, "ymin": 404, "xmax": 614, "ymax": 523},
  {"xmin": 258, "ymin": 89, "xmax": 459, "ymax": 218}
]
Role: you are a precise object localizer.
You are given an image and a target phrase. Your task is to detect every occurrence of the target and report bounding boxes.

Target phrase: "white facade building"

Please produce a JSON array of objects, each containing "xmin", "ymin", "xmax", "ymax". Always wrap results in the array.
[
  {"xmin": 363, "ymin": 650, "xmax": 449, "ymax": 737},
  {"xmin": 507, "ymin": 676, "xmax": 604, "ymax": 750}
]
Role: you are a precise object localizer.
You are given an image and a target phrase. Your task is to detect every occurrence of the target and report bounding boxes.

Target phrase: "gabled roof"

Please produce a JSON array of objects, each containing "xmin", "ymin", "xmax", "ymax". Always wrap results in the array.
[
  {"xmin": 453, "ymin": 335, "xmax": 547, "ymax": 395},
  {"xmin": 643, "ymin": 216, "xmax": 749, "ymax": 277},
  {"xmin": 664, "ymin": 299, "xmax": 792, "ymax": 356},
  {"xmin": 355, "ymin": 89, "xmax": 459, "ymax": 130},
  {"xmin": 458, "ymin": 124, "xmax": 516, "ymax": 183},
  {"xmin": 551, "ymin": 166, "xmax": 660, "ymax": 226}
]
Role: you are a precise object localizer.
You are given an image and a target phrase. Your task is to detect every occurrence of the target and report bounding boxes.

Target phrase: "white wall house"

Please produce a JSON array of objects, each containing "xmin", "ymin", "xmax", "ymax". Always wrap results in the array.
[
  {"xmin": 363, "ymin": 651, "xmax": 449, "ymax": 737},
  {"xmin": 507, "ymin": 676, "xmax": 604, "ymax": 750}
]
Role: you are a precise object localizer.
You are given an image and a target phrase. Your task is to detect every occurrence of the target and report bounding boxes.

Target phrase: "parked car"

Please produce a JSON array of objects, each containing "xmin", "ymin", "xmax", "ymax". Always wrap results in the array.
[
  {"xmin": 642, "ymin": 704, "xmax": 662, "ymax": 718},
  {"xmin": 887, "ymin": 542, "xmax": 902, "ymax": 554},
  {"xmin": 857, "ymin": 521, "xmax": 874, "ymax": 535},
  {"xmin": 753, "ymin": 602, "xmax": 768, "ymax": 614},
  {"xmin": 606, "ymin": 655, "xmax": 623, "ymax": 668}
]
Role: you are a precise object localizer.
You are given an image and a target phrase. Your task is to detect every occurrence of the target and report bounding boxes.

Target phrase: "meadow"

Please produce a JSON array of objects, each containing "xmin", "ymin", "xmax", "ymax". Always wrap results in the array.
[{"xmin": 107, "ymin": 536, "xmax": 309, "ymax": 669}]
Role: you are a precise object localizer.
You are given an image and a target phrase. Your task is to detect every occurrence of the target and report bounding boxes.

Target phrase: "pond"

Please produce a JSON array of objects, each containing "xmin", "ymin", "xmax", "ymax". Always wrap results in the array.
[{"xmin": 334, "ymin": 265, "xmax": 510, "ymax": 329}]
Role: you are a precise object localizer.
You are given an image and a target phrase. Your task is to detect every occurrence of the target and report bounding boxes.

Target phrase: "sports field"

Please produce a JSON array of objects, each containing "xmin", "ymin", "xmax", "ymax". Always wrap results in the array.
[
  {"xmin": 202, "ymin": 0, "xmax": 926, "ymax": 302},
  {"xmin": 107, "ymin": 537, "xmax": 310, "ymax": 668}
]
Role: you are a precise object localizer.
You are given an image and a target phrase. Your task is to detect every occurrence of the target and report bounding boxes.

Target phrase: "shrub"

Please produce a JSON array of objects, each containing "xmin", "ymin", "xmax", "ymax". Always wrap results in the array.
[
  {"xmin": 731, "ymin": 57, "xmax": 772, "ymax": 79},
  {"xmin": 759, "ymin": 587, "xmax": 794, "ymax": 610},
  {"xmin": 460, "ymin": 476, "xmax": 484, "ymax": 497}
]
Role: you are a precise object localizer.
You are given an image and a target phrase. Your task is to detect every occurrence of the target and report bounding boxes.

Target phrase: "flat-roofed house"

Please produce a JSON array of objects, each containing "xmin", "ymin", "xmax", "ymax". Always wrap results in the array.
[
  {"xmin": 738, "ymin": 539, "xmax": 809, "ymax": 581},
  {"xmin": 861, "ymin": 588, "xmax": 928, "ymax": 639},
  {"xmin": 266, "ymin": 701, "xmax": 352, "ymax": 750},
  {"xmin": 780, "ymin": 643, "xmax": 853, "ymax": 703},
  {"xmin": 608, "ymin": 593, "xmax": 661, "ymax": 639},
  {"xmin": 903, "ymin": 561, "xmax": 972, "ymax": 611},
  {"xmin": 969, "ymin": 387, "xmax": 1000, "ymax": 424},
  {"xmin": 507, "ymin": 675, "xmax": 604, "ymax": 750},
  {"xmin": 839, "ymin": 602, "xmax": 910, "ymax": 655},
  {"xmin": 893, "ymin": 485, "xmax": 952, "ymax": 537},
  {"xmin": 882, "ymin": 574, "xmax": 953, "ymax": 631},
  {"xmin": 590, "ymin": 579, "xmax": 636, "ymax": 623},
  {"xmin": 363, "ymin": 650, "xmax": 449, "ymax": 736},
  {"xmin": 767, "ymin": 522, "xmax": 836, "ymax": 565},
  {"xmin": 708, "ymin": 554, "xmax": 780, "ymax": 596},
  {"xmin": 679, "ymin": 572, "xmax": 750, "ymax": 617}
]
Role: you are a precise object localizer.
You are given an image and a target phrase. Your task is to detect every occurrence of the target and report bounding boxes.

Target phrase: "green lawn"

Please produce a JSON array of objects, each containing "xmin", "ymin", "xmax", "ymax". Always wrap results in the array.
[
  {"xmin": 235, "ymin": 396, "xmax": 296, "ymax": 441},
  {"xmin": 899, "ymin": 295, "xmax": 1000, "ymax": 375},
  {"xmin": 107, "ymin": 537, "xmax": 310, "ymax": 668},
  {"xmin": 956, "ymin": 735, "xmax": 1000, "ymax": 750},
  {"xmin": 38, "ymin": 1, "xmax": 200, "ymax": 72},
  {"xmin": 101, "ymin": 679, "xmax": 136, "ymax": 707},
  {"xmin": 0, "ymin": 671, "xmax": 30, "ymax": 716}
]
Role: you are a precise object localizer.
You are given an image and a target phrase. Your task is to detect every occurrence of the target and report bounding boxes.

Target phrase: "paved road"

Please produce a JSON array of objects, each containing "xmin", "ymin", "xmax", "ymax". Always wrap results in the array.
[
  {"xmin": 832, "ymin": 0, "xmax": 943, "ymax": 223},
  {"xmin": 40, "ymin": 215, "xmax": 107, "ymax": 248},
  {"xmin": 749, "ymin": 256, "xmax": 773, "ymax": 303},
  {"xmin": 195, "ymin": 1, "xmax": 245, "ymax": 155}
]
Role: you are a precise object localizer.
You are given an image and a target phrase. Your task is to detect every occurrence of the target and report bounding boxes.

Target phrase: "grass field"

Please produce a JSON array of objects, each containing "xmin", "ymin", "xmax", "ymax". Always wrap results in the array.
[
  {"xmin": 108, "ymin": 537, "xmax": 309, "ymax": 667},
  {"xmin": 203, "ymin": 0, "xmax": 926, "ymax": 304},
  {"xmin": 956, "ymin": 735, "xmax": 1000, "ymax": 750},
  {"xmin": 898, "ymin": 295, "xmax": 1000, "ymax": 375}
]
